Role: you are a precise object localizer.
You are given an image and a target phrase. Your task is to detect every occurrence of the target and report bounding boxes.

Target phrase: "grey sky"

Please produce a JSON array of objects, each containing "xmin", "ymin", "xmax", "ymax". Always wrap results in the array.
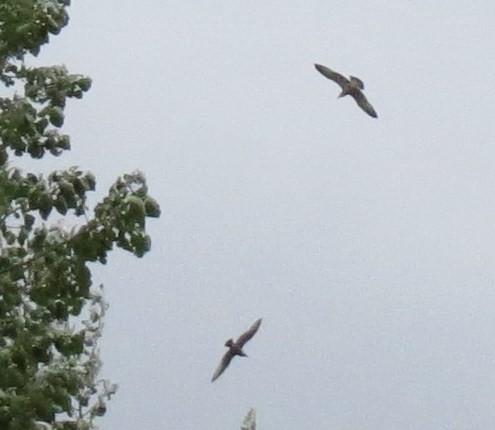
[{"xmin": 30, "ymin": 1, "xmax": 495, "ymax": 429}]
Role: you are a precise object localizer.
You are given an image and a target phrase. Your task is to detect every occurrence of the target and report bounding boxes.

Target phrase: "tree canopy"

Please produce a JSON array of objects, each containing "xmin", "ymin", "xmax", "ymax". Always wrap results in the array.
[{"xmin": 0, "ymin": 1, "xmax": 160, "ymax": 429}]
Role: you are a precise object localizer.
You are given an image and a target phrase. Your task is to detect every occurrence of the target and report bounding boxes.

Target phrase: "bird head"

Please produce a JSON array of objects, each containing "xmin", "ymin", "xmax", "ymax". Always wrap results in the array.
[{"xmin": 224, "ymin": 339, "xmax": 234, "ymax": 347}]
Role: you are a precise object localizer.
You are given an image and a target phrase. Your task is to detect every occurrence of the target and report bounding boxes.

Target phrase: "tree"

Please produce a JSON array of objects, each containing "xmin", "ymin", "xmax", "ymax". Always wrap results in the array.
[
  {"xmin": 240, "ymin": 408, "xmax": 256, "ymax": 430},
  {"xmin": 0, "ymin": 1, "xmax": 160, "ymax": 429}
]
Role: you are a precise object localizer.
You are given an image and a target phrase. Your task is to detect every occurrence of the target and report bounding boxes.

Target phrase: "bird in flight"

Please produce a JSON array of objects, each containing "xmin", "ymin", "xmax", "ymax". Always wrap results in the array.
[
  {"xmin": 314, "ymin": 63, "xmax": 378, "ymax": 118},
  {"xmin": 211, "ymin": 318, "xmax": 262, "ymax": 382}
]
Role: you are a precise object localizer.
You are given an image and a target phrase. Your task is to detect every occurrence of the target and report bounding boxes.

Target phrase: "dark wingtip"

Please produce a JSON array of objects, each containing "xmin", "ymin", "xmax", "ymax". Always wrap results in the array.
[
  {"xmin": 253, "ymin": 318, "xmax": 263, "ymax": 330},
  {"xmin": 211, "ymin": 371, "xmax": 222, "ymax": 382}
]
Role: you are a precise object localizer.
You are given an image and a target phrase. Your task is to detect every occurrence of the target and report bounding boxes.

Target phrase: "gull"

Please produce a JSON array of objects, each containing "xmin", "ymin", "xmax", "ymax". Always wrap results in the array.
[
  {"xmin": 314, "ymin": 63, "xmax": 378, "ymax": 118},
  {"xmin": 211, "ymin": 318, "xmax": 262, "ymax": 382}
]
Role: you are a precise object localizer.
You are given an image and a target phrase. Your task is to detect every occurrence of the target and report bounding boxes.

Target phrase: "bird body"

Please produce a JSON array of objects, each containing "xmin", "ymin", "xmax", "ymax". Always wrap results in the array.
[
  {"xmin": 211, "ymin": 318, "xmax": 262, "ymax": 382},
  {"xmin": 314, "ymin": 63, "xmax": 378, "ymax": 118}
]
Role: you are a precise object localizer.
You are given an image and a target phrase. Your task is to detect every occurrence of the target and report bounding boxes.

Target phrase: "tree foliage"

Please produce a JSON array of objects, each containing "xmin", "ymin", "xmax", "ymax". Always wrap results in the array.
[{"xmin": 0, "ymin": 1, "xmax": 160, "ymax": 429}]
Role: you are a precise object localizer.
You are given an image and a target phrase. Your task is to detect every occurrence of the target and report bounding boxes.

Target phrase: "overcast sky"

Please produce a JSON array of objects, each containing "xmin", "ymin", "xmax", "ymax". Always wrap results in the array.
[{"xmin": 28, "ymin": 1, "xmax": 495, "ymax": 429}]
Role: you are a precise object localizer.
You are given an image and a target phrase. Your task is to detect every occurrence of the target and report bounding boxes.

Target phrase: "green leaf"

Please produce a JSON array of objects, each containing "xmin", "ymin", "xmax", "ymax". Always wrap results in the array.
[
  {"xmin": 0, "ymin": 146, "xmax": 7, "ymax": 166},
  {"xmin": 132, "ymin": 234, "xmax": 151, "ymax": 257},
  {"xmin": 125, "ymin": 195, "xmax": 145, "ymax": 221},
  {"xmin": 72, "ymin": 177, "xmax": 85, "ymax": 198},
  {"xmin": 83, "ymin": 172, "xmax": 96, "ymax": 191},
  {"xmin": 17, "ymin": 228, "xmax": 27, "ymax": 245},
  {"xmin": 38, "ymin": 193, "xmax": 52, "ymax": 220},
  {"xmin": 144, "ymin": 197, "xmax": 161, "ymax": 217},
  {"xmin": 57, "ymin": 134, "xmax": 70, "ymax": 150},
  {"xmin": 24, "ymin": 214, "xmax": 35, "ymax": 230},
  {"xmin": 5, "ymin": 230, "xmax": 16, "ymax": 245},
  {"xmin": 59, "ymin": 181, "xmax": 76, "ymax": 207},
  {"xmin": 48, "ymin": 106, "xmax": 64, "ymax": 127},
  {"xmin": 54, "ymin": 195, "xmax": 68, "ymax": 214}
]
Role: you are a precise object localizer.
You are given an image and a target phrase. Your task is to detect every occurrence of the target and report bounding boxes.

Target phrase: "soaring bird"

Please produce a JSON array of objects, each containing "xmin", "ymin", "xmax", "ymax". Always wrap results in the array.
[
  {"xmin": 211, "ymin": 318, "xmax": 262, "ymax": 382},
  {"xmin": 314, "ymin": 63, "xmax": 378, "ymax": 118}
]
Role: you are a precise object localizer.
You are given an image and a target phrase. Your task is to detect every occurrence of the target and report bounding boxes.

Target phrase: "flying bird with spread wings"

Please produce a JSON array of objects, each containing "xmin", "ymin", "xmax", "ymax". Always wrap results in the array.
[
  {"xmin": 314, "ymin": 63, "xmax": 378, "ymax": 118},
  {"xmin": 211, "ymin": 318, "xmax": 262, "ymax": 382}
]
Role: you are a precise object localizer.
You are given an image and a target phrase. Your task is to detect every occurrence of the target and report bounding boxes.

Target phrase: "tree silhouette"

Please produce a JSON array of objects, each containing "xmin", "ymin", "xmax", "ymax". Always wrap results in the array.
[{"xmin": 0, "ymin": 2, "xmax": 160, "ymax": 429}]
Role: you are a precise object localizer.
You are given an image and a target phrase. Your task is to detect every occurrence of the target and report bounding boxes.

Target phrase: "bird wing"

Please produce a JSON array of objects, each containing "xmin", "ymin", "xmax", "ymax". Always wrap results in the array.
[
  {"xmin": 351, "ymin": 91, "xmax": 378, "ymax": 118},
  {"xmin": 314, "ymin": 64, "xmax": 349, "ymax": 88},
  {"xmin": 349, "ymin": 76, "xmax": 364, "ymax": 90},
  {"xmin": 211, "ymin": 350, "xmax": 234, "ymax": 382},
  {"xmin": 236, "ymin": 318, "xmax": 262, "ymax": 348}
]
